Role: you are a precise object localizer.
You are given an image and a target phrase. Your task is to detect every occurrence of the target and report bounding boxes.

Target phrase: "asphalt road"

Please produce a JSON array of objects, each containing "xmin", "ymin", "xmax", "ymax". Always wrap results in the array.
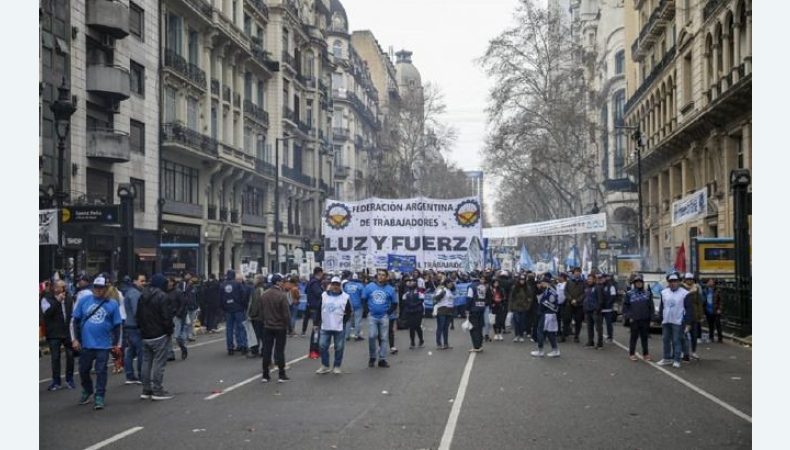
[{"xmin": 39, "ymin": 321, "xmax": 751, "ymax": 449}]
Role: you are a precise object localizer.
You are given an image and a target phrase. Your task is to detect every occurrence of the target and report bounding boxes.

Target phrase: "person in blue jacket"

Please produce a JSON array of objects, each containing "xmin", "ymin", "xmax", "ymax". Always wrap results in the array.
[
  {"xmin": 583, "ymin": 274, "xmax": 604, "ymax": 349},
  {"xmin": 362, "ymin": 269, "xmax": 397, "ymax": 368},
  {"xmin": 531, "ymin": 273, "xmax": 560, "ymax": 358},
  {"xmin": 465, "ymin": 274, "xmax": 490, "ymax": 352},
  {"xmin": 623, "ymin": 273, "xmax": 655, "ymax": 361},
  {"xmin": 302, "ymin": 267, "xmax": 324, "ymax": 336},
  {"xmin": 342, "ymin": 271, "xmax": 365, "ymax": 341},
  {"xmin": 220, "ymin": 270, "xmax": 247, "ymax": 355}
]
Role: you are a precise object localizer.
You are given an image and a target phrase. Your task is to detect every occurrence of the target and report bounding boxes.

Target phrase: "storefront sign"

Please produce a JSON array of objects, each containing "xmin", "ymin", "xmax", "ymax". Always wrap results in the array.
[
  {"xmin": 62, "ymin": 205, "xmax": 121, "ymax": 224},
  {"xmin": 39, "ymin": 209, "xmax": 58, "ymax": 245},
  {"xmin": 672, "ymin": 188, "xmax": 708, "ymax": 227},
  {"xmin": 483, "ymin": 213, "xmax": 607, "ymax": 238},
  {"xmin": 322, "ymin": 196, "xmax": 482, "ymax": 271}
]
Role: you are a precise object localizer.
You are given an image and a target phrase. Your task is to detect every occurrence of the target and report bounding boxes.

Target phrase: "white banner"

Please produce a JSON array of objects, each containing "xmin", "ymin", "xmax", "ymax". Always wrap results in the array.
[
  {"xmin": 483, "ymin": 213, "xmax": 607, "ymax": 239},
  {"xmin": 322, "ymin": 196, "xmax": 482, "ymax": 271},
  {"xmin": 39, "ymin": 209, "xmax": 58, "ymax": 246},
  {"xmin": 672, "ymin": 188, "xmax": 708, "ymax": 227}
]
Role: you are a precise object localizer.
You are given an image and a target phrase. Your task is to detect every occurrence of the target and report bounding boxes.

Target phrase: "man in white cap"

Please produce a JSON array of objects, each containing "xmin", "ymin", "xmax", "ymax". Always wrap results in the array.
[
  {"xmin": 316, "ymin": 277, "xmax": 352, "ymax": 374},
  {"xmin": 657, "ymin": 272, "xmax": 691, "ymax": 368},
  {"xmin": 70, "ymin": 275, "xmax": 123, "ymax": 410}
]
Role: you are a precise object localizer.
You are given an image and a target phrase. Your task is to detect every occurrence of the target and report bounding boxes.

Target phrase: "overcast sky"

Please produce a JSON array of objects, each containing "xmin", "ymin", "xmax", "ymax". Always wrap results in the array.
[{"xmin": 341, "ymin": 0, "xmax": 522, "ymax": 217}]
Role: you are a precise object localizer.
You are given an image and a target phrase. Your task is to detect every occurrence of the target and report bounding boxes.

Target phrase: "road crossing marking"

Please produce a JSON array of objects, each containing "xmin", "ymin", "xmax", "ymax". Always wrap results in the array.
[
  {"xmin": 203, "ymin": 354, "xmax": 310, "ymax": 400},
  {"xmin": 39, "ymin": 338, "xmax": 225, "ymax": 384},
  {"xmin": 82, "ymin": 426, "xmax": 143, "ymax": 450},
  {"xmin": 438, "ymin": 351, "xmax": 477, "ymax": 450},
  {"xmin": 612, "ymin": 339, "xmax": 752, "ymax": 423}
]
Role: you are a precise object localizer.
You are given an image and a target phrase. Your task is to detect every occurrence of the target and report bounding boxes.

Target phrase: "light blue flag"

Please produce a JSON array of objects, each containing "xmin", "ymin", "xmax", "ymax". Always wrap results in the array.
[
  {"xmin": 565, "ymin": 244, "xmax": 581, "ymax": 269},
  {"xmin": 518, "ymin": 243, "xmax": 534, "ymax": 271}
]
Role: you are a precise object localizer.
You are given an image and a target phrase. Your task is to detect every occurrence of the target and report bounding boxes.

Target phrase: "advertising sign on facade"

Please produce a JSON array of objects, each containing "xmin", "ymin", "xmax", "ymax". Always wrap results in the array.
[
  {"xmin": 322, "ymin": 196, "xmax": 482, "ymax": 271},
  {"xmin": 672, "ymin": 188, "xmax": 708, "ymax": 227},
  {"xmin": 39, "ymin": 209, "xmax": 58, "ymax": 245}
]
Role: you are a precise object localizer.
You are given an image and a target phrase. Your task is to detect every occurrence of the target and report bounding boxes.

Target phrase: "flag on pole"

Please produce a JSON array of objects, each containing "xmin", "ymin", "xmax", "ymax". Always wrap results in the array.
[
  {"xmin": 565, "ymin": 244, "xmax": 581, "ymax": 269},
  {"xmin": 674, "ymin": 242, "xmax": 687, "ymax": 273},
  {"xmin": 518, "ymin": 243, "xmax": 534, "ymax": 271}
]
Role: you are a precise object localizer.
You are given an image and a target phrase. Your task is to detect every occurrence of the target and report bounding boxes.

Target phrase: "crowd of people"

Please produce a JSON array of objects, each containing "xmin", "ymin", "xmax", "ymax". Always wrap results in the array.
[{"xmin": 39, "ymin": 264, "xmax": 726, "ymax": 410}]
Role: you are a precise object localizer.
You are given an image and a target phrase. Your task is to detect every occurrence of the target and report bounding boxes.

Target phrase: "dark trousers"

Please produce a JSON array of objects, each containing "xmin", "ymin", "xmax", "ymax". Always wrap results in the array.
[
  {"xmin": 261, "ymin": 328, "xmax": 287, "ymax": 377},
  {"xmin": 407, "ymin": 313, "xmax": 423, "ymax": 346},
  {"xmin": 512, "ymin": 310, "xmax": 528, "ymax": 337},
  {"xmin": 556, "ymin": 304, "xmax": 566, "ymax": 336},
  {"xmin": 629, "ymin": 319, "xmax": 650, "ymax": 355},
  {"xmin": 493, "ymin": 307, "xmax": 507, "ymax": 333},
  {"xmin": 528, "ymin": 308, "xmax": 538, "ymax": 340},
  {"xmin": 536, "ymin": 314, "xmax": 558, "ymax": 350},
  {"xmin": 48, "ymin": 338, "xmax": 74, "ymax": 385},
  {"xmin": 251, "ymin": 320, "xmax": 264, "ymax": 351},
  {"xmin": 389, "ymin": 318, "xmax": 397, "ymax": 348},
  {"xmin": 563, "ymin": 304, "xmax": 584, "ymax": 338},
  {"xmin": 79, "ymin": 348, "xmax": 109, "ymax": 397},
  {"xmin": 603, "ymin": 311, "xmax": 614, "ymax": 339},
  {"xmin": 706, "ymin": 313, "xmax": 723, "ymax": 342},
  {"xmin": 585, "ymin": 311, "xmax": 603, "ymax": 346},
  {"xmin": 469, "ymin": 311, "xmax": 484, "ymax": 349},
  {"xmin": 436, "ymin": 315, "xmax": 451, "ymax": 347},
  {"xmin": 203, "ymin": 304, "xmax": 220, "ymax": 331},
  {"xmin": 301, "ymin": 308, "xmax": 317, "ymax": 335}
]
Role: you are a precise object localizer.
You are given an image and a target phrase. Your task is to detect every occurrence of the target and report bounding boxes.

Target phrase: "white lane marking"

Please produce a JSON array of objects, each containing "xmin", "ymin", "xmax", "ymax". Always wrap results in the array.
[
  {"xmin": 82, "ymin": 426, "xmax": 143, "ymax": 450},
  {"xmin": 40, "ymin": 338, "xmax": 225, "ymax": 384},
  {"xmin": 612, "ymin": 339, "xmax": 752, "ymax": 423},
  {"xmin": 438, "ymin": 352, "xmax": 477, "ymax": 450},
  {"xmin": 204, "ymin": 354, "xmax": 310, "ymax": 400}
]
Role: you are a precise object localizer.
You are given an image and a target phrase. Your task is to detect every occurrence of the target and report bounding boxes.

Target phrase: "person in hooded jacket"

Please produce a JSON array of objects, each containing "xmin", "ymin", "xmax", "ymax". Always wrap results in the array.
[
  {"xmin": 136, "ymin": 274, "xmax": 176, "ymax": 400},
  {"xmin": 303, "ymin": 267, "xmax": 324, "ymax": 336},
  {"xmin": 220, "ymin": 270, "xmax": 248, "ymax": 355},
  {"xmin": 681, "ymin": 273, "xmax": 704, "ymax": 360},
  {"xmin": 167, "ymin": 277, "xmax": 189, "ymax": 361},
  {"xmin": 509, "ymin": 275, "xmax": 530, "ymax": 342},
  {"xmin": 531, "ymin": 273, "xmax": 560, "ymax": 358},
  {"xmin": 490, "ymin": 278, "xmax": 508, "ymax": 341},
  {"xmin": 583, "ymin": 275, "xmax": 604, "ymax": 349},
  {"xmin": 201, "ymin": 274, "xmax": 221, "ymax": 333},
  {"xmin": 401, "ymin": 277, "xmax": 425, "ymax": 349},
  {"xmin": 623, "ymin": 274, "xmax": 655, "ymax": 361},
  {"xmin": 563, "ymin": 268, "xmax": 586, "ymax": 343}
]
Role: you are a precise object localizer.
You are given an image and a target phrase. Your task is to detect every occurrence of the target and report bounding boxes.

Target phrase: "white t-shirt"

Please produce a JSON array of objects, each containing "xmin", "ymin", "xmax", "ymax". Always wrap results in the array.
[{"xmin": 320, "ymin": 291, "xmax": 350, "ymax": 332}]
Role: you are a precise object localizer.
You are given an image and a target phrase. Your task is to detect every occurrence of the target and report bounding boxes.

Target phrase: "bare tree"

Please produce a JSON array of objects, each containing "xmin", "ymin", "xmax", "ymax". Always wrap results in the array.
[{"xmin": 480, "ymin": 0, "xmax": 601, "ymax": 227}]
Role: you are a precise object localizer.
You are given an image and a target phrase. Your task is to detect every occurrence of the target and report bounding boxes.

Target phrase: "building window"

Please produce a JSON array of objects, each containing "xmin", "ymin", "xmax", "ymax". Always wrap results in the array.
[
  {"xmin": 257, "ymin": 81, "xmax": 264, "ymax": 106},
  {"xmin": 244, "ymin": 14, "xmax": 251, "ymax": 36},
  {"xmin": 86, "ymin": 168, "xmax": 114, "ymax": 204},
  {"xmin": 211, "ymin": 101, "xmax": 218, "ymax": 139},
  {"xmin": 131, "ymin": 178, "xmax": 145, "ymax": 211},
  {"xmin": 282, "ymin": 28, "xmax": 289, "ymax": 54},
  {"xmin": 614, "ymin": 50, "xmax": 625, "ymax": 75},
  {"xmin": 187, "ymin": 97, "xmax": 198, "ymax": 131},
  {"xmin": 683, "ymin": 52, "xmax": 693, "ymax": 106},
  {"xmin": 242, "ymin": 186, "xmax": 264, "ymax": 216},
  {"xmin": 164, "ymin": 86, "xmax": 176, "ymax": 123},
  {"xmin": 333, "ymin": 40, "xmax": 342, "ymax": 58},
  {"xmin": 129, "ymin": 2, "xmax": 144, "ymax": 40},
  {"xmin": 188, "ymin": 29, "xmax": 199, "ymax": 65},
  {"xmin": 130, "ymin": 119, "xmax": 145, "ymax": 154},
  {"xmin": 613, "ymin": 89, "xmax": 625, "ymax": 126},
  {"xmin": 162, "ymin": 160, "xmax": 199, "ymax": 205},
  {"xmin": 244, "ymin": 127, "xmax": 252, "ymax": 154},
  {"xmin": 130, "ymin": 60, "xmax": 145, "ymax": 96},
  {"xmin": 166, "ymin": 13, "xmax": 182, "ymax": 54},
  {"xmin": 245, "ymin": 72, "xmax": 252, "ymax": 99}
]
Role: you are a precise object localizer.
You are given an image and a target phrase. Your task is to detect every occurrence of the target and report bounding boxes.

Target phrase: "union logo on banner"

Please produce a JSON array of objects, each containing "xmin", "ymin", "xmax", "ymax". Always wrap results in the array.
[
  {"xmin": 454, "ymin": 199, "xmax": 481, "ymax": 227},
  {"xmin": 324, "ymin": 203, "xmax": 352, "ymax": 230}
]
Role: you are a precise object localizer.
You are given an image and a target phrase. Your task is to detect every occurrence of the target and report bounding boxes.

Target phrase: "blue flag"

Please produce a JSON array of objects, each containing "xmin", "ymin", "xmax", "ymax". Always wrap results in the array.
[{"xmin": 518, "ymin": 244, "xmax": 534, "ymax": 271}]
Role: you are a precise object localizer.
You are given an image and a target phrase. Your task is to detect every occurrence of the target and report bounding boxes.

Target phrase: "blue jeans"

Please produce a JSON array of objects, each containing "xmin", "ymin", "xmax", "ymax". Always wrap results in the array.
[
  {"xmin": 225, "ymin": 311, "xmax": 248, "ymax": 351},
  {"xmin": 602, "ymin": 311, "xmax": 614, "ymax": 339},
  {"xmin": 320, "ymin": 329, "xmax": 346, "ymax": 367},
  {"xmin": 368, "ymin": 315, "xmax": 389, "ymax": 360},
  {"xmin": 123, "ymin": 328, "xmax": 143, "ymax": 381},
  {"xmin": 536, "ymin": 315, "xmax": 557, "ymax": 351},
  {"xmin": 347, "ymin": 308, "xmax": 363, "ymax": 337},
  {"xmin": 512, "ymin": 311, "xmax": 528, "ymax": 337},
  {"xmin": 173, "ymin": 317, "xmax": 190, "ymax": 346},
  {"xmin": 483, "ymin": 306, "xmax": 491, "ymax": 336},
  {"xmin": 289, "ymin": 304, "xmax": 299, "ymax": 333},
  {"xmin": 79, "ymin": 348, "xmax": 110, "ymax": 397},
  {"xmin": 436, "ymin": 315, "xmax": 451, "ymax": 347},
  {"xmin": 662, "ymin": 323, "xmax": 683, "ymax": 362}
]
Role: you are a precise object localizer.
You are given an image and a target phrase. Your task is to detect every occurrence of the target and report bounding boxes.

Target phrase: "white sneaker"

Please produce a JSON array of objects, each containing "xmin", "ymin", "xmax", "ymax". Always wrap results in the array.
[
  {"xmin": 656, "ymin": 359, "xmax": 672, "ymax": 366},
  {"xmin": 332, "ymin": 367, "xmax": 343, "ymax": 374},
  {"xmin": 513, "ymin": 337, "xmax": 519, "ymax": 343},
  {"xmin": 315, "ymin": 366, "xmax": 331, "ymax": 374},
  {"xmin": 518, "ymin": 337, "xmax": 525, "ymax": 343},
  {"xmin": 530, "ymin": 350, "xmax": 545, "ymax": 357},
  {"xmin": 691, "ymin": 353, "xmax": 700, "ymax": 360},
  {"xmin": 672, "ymin": 361, "xmax": 681, "ymax": 368},
  {"xmin": 547, "ymin": 350, "xmax": 560, "ymax": 358}
]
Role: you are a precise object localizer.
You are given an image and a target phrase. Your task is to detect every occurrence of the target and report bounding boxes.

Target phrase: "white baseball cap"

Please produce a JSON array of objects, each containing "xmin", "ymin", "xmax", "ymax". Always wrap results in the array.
[
  {"xmin": 330, "ymin": 276, "xmax": 342, "ymax": 284},
  {"xmin": 93, "ymin": 276, "xmax": 107, "ymax": 287},
  {"xmin": 684, "ymin": 272, "xmax": 695, "ymax": 280}
]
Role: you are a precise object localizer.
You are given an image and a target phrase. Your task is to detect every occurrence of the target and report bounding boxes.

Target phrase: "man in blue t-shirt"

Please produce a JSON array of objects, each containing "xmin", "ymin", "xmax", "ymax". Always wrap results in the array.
[
  {"xmin": 362, "ymin": 270, "xmax": 397, "ymax": 368},
  {"xmin": 342, "ymin": 271, "xmax": 365, "ymax": 341},
  {"xmin": 70, "ymin": 276, "xmax": 123, "ymax": 410}
]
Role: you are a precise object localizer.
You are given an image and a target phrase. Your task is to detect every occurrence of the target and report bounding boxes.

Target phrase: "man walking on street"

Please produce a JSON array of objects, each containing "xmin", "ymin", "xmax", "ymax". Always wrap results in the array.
[
  {"xmin": 70, "ymin": 276, "xmax": 123, "ymax": 410},
  {"xmin": 623, "ymin": 274, "xmax": 654, "ymax": 361},
  {"xmin": 466, "ymin": 274, "xmax": 491, "ymax": 352},
  {"xmin": 256, "ymin": 274, "xmax": 291, "ymax": 383},
  {"xmin": 362, "ymin": 270, "xmax": 397, "ymax": 368},
  {"xmin": 531, "ymin": 273, "xmax": 560, "ymax": 358},
  {"xmin": 41, "ymin": 279, "xmax": 75, "ymax": 390},
  {"xmin": 657, "ymin": 272, "xmax": 691, "ymax": 368},
  {"xmin": 202, "ymin": 274, "xmax": 221, "ymax": 333},
  {"xmin": 564, "ymin": 268, "xmax": 586, "ymax": 343},
  {"xmin": 583, "ymin": 274, "xmax": 604, "ymax": 349},
  {"xmin": 221, "ymin": 270, "xmax": 248, "ymax": 355},
  {"xmin": 136, "ymin": 274, "xmax": 176, "ymax": 400},
  {"xmin": 246, "ymin": 275, "xmax": 267, "ymax": 357},
  {"xmin": 303, "ymin": 267, "xmax": 324, "ymax": 336},
  {"xmin": 703, "ymin": 278, "xmax": 723, "ymax": 343},
  {"xmin": 316, "ymin": 277, "xmax": 352, "ymax": 374},
  {"xmin": 342, "ymin": 272, "xmax": 365, "ymax": 341},
  {"xmin": 121, "ymin": 274, "xmax": 145, "ymax": 385}
]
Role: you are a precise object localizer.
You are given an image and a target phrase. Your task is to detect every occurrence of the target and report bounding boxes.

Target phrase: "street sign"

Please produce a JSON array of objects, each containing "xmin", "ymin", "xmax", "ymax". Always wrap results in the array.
[{"xmin": 61, "ymin": 205, "xmax": 121, "ymax": 224}]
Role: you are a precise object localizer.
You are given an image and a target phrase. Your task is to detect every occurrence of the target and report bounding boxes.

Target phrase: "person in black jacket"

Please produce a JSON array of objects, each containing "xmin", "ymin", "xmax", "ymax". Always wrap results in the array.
[
  {"xmin": 136, "ymin": 274, "xmax": 175, "ymax": 401},
  {"xmin": 165, "ymin": 278, "xmax": 188, "ymax": 361},
  {"xmin": 466, "ymin": 276, "xmax": 491, "ymax": 352},
  {"xmin": 220, "ymin": 270, "xmax": 248, "ymax": 355},
  {"xmin": 40, "ymin": 280, "xmax": 75, "ymax": 390},
  {"xmin": 401, "ymin": 277, "xmax": 424, "ymax": 349},
  {"xmin": 302, "ymin": 267, "xmax": 324, "ymax": 336},
  {"xmin": 202, "ymin": 274, "xmax": 221, "ymax": 333},
  {"xmin": 623, "ymin": 274, "xmax": 655, "ymax": 361}
]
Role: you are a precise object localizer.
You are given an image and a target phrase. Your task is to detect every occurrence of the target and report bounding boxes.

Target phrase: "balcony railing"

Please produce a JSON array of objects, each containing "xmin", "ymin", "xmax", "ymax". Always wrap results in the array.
[
  {"xmin": 255, "ymin": 158, "xmax": 277, "ymax": 177},
  {"xmin": 355, "ymin": 169, "xmax": 363, "ymax": 180},
  {"xmin": 282, "ymin": 106, "xmax": 295, "ymax": 122},
  {"xmin": 624, "ymin": 44, "xmax": 676, "ymax": 114},
  {"xmin": 632, "ymin": 0, "xmax": 675, "ymax": 61},
  {"xmin": 246, "ymin": 0, "xmax": 269, "ymax": 20},
  {"xmin": 281, "ymin": 165, "xmax": 314, "ymax": 186},
  {"xmin": 220, "ymin": 208, "xmax": 229, "ymax": 222},
  {"xmin": 231, "ymin": 209, "xmax": 239, "ymax": 223},
  {"xmin": 281, "ymin": 51, "xmax": 295, "ymax": 69},
  {"xmin": 297, "ymin": 119, "xmax": 311, "ymax": 134},
  {"xmin": 184, "ymin": 0, "xmax": 213, "ymax": 18},
  {"xmin": 223, "ymin": 85, "xmax": 231, "ymax": 102},
  {"xmin": 164, "ymin": 48, "xmax": 206, "ymax": 88},
  {"xmin": 250, "ymin": 41, "xmax": 278, "ymax": 71},
  {"xmin": 334, "ymin": 165, "xmax": 350, "ymax": 178},
  {"xmin": 333, "ymin": 127, "xmax": 350, "ymax": 141},
  {"xmin": 207, "ymin": 204, "xmax": 217, "ymax": 220},
  {"xmin": 160, "ymin": 122, "xmax": 218, "ymax": 157},
  {"xmin": 233, "ymin": 93, "xmax": 241, "ymax": 107},
  {"xmin": 243, "ymin": 99, "xmax": 269, "ymax": 125},
  {"xmin": 211, "ymin": 79, "xmax": 219, "ymax": 96}
]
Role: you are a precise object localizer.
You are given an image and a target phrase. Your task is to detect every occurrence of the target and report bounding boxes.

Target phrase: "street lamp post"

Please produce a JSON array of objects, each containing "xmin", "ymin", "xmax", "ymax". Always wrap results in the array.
[
  {"xmin": 275, "ymin": 136, "xmax": 293, "ymax": 274},
  {"xmin": 615, "ymin": 125, "xmax": 646, "ymax": 255},
  {"xmin": 117, "ymin": 183, "xmax": 137, "ymax": 279},
  {"xmin": 730, "ymin": 169, "xmax": 751, "ymax": 336},
  {"xmin": 49, "ymin": 78, "xmax": 76, "ymax": 275}
]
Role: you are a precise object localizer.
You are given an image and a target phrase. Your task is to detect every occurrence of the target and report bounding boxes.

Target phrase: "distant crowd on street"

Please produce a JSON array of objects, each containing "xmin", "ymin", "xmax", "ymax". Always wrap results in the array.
[{"xmin": 39, "ymin": 264, "xmax": 725, "ymax": 410}]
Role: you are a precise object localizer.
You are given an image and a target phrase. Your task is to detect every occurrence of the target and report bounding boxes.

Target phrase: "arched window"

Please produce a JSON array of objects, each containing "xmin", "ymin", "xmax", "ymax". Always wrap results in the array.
[
  {"xmin": 614, "ymin": 50, "xmax": 625, "ymax": 75},
  {"xmin": 333, "ymin": 40, "xmax": 342, "ymax": 58}
]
